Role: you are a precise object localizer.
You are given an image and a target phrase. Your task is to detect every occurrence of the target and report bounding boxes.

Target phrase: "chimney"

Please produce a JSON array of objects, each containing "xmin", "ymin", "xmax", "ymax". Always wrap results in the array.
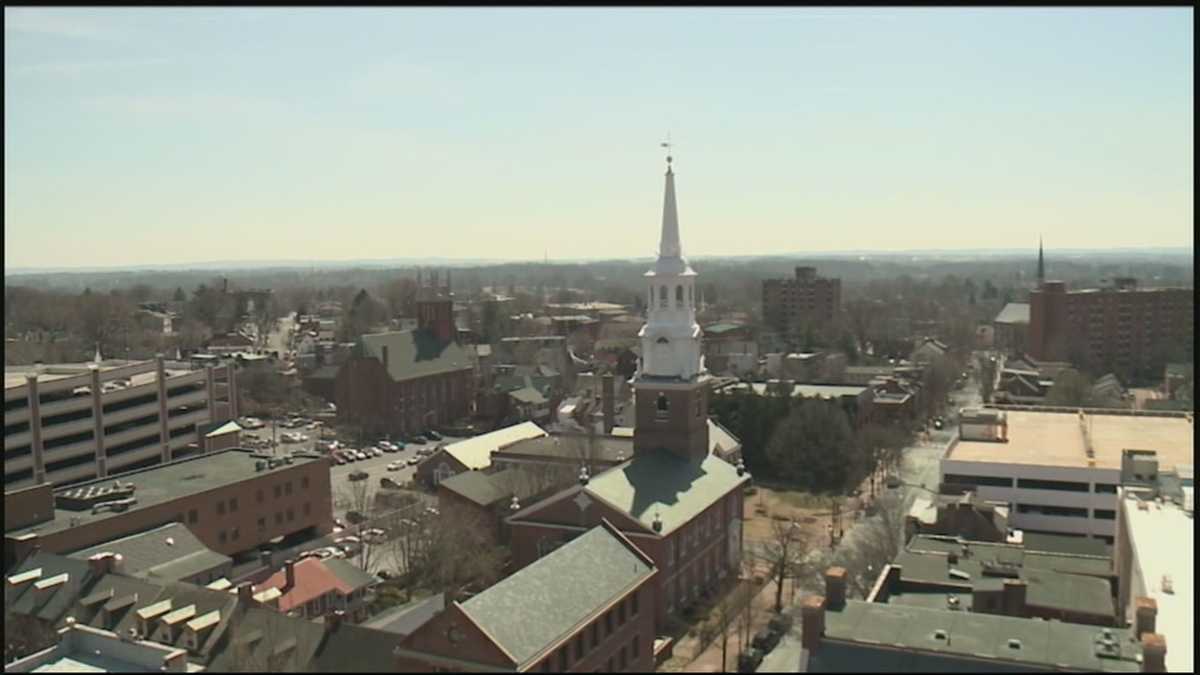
[
  {"xmin": 1134, "ymin": 596, "xmax": 1157, "ymax": 638},
  {"xmin": 87, "ymin": 552, "xmax": 116, "ymax": 576},
  {"xmin": 236, "ymin": 582, "xmax": 254, "ymax": 605},
  {"xmin": 602, "ymin": 373, "xmax": 615, "ymax": 434},
  {"xmin": 947, "ymin": 551, "xmax": 959, "ymax": 565},
  {"xmin": 1140, "ymin": 633, "xmax": 1166, "ymax": 673},
  {"xmin": 283, "ymin": 560, "xmax": 296, "ymax": 594},
  {"xmin": 1002, "ymin": 579, "xmax": 1027, "ymax": 616},
  {"xmin": 326, "ymin": 609, "xmax": 345, "ymax": 634},
  {"xmin": 800, "ymin": 595, "xmax": 825, "ymax": 651},
  {"xmin": 825, "ymin": 567, "xmax": 847, "ymax": 610}
]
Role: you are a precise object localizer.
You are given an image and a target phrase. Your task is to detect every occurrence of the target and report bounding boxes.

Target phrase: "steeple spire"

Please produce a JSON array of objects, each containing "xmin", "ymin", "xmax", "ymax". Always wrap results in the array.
[
  {"xmin": 658, "ymin": 142, "xmax": 681, "ymax": 260},
  {"xmin": 1037, "ymin": 236, "xmax": 1045, "ymax": 285}
]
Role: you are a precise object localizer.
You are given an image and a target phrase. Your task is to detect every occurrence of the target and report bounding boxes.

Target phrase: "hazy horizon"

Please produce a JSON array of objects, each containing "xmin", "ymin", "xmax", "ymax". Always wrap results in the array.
[{"xmin": 5, "ymin": 7, "xmax": 1194, "ymax": 269}]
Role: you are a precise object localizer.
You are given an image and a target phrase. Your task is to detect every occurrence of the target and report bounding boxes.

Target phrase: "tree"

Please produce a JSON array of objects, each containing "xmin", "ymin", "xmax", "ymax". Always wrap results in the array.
[
  {"xmin": 830, "ymin": 491, "xmax": 907, "ymax": 599},
  {"xmin": 759, "ymin": 517, "xmax": 811, "ymax": 613},
  {"xmin": 764, "ymin": 400, "xmax": 860, "ymax": 491},
  {"xmin": 1046, "ymin": 368, "xmax": 1094, "ymax": 407},
  {"xmin": 856, "ymin": 424, "xmax": 911, "ymax": 497},
  {"xmin": 172, "ymin": 287, "xmax": 186, "ymax": 303},
  {"xmin": 338, "ymin": 289, "xmax": 386, "ymax": 342},
  {"xmin": 250, "ymin": 293, "xmax": 281, "ymax": 351}
]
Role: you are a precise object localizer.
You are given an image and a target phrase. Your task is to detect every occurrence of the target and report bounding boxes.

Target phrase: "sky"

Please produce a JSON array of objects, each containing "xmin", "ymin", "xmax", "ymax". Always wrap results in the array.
[{"xmin": 4, "ymin": 7, "xmax": 1194, "ymax": 269}]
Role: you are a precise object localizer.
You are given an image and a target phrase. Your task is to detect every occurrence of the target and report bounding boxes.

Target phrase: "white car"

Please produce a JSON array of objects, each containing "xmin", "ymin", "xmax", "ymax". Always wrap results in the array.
[
  {"xmin": 387, "ymin": 461, "xmax": 405, "ymax": 471},
  {"xmin": 355, "ymin": 451, "xmax": 368, "ymax": 461},
  {"xmin": 371, "ymin": 448, "xmax": 384, "ymax": 458}
]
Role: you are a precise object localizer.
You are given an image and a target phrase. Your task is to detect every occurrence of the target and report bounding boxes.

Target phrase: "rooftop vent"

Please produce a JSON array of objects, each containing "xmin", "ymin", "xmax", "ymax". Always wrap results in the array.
[
  {"xmin": 1007, "ymin": 639, "xmax": 1022, "ymax": 650},
  {"xmin": 933, "ymin": 629, "xmax": 949, "ymax": 641},
  {"xmin": 947, "ymin": 596, "xmax": 961, "ymax": 610}
]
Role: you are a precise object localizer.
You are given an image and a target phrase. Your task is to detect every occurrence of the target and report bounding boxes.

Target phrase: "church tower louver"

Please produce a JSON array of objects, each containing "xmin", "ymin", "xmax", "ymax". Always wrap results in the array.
[{"xmin": 632, "ymin": 151, "xmax": 711, "ymax": 462}]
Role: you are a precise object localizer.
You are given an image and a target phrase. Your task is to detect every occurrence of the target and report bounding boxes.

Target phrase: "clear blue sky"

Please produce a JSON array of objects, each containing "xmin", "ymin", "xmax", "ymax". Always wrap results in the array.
[{"xmin": 4, "ymin": 7, "xmax": 1193, "ymax": 269}]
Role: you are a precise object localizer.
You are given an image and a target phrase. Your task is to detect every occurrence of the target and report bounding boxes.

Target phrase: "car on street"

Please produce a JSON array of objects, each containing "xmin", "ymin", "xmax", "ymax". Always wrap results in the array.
[
  {"xmin": 333, "ymin": 456, "xmax": 346, "ymax": 466},
  {"xmin": 408, "ymin": 436, "xmax": 426, "ymax": 445},
  {"xmin": 378, "ymin": 441, "xmax": 397, "ymax": 452},
  {"xmin": 371, "ymin": 448, "xmax": 384, "ymax": 458},
  {"xmin": 362, "ymin": 528, "xmax": 386, "ymax": 541},
  {"xmin": 406, "ymin": 457, "xmax": 420, "ymax": 466},
  {"xmin": 281, "ymin": 433, "xmax": 301, "ymax": 444},
  {"xmin": 386, "ymin": 461, "xmax": 402, "ymax": 472},
  {"xmin": 238, "ymin": 417, "xmax": 266, "ymax": 429},
  {"xmin": 425, "ymin": 430, "xmax": 442, "ymax": 441},
  {"xmin": 417, "ymin": 447, "xmax": 434, "ymax": 457},
  {"xmin": 349, "ymin": 470, "xmax": 369, "ymax": 482}
]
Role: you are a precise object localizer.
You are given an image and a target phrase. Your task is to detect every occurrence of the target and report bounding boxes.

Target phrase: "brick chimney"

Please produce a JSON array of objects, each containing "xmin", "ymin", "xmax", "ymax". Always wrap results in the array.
[
  {"xmin": 1134, "ymin": 596, "xmax": 1157, "ymax": 638},
  {"xmin": 602, "ymin": 373, "xmax": 615, "ymax": 434},
  {"xmin": 1002, "ymin": 579, "xmax": 1027, "ymax": 616},
  {"xmin": 800, "ymin": 595, "xmax": 825, "ymax": 651},
  {"xmin": 236, "ymin": 582, "xmax": 254, "ymax": 605},
  {"xmin": 283, "ymin": 560, "xmax": 296, "ymax": 595},
  {"xmin": 1141, "ymin": 633, "xmax": 1166, "ymax": 673},
  {"xmin": 825, "ymin": 567, "xmax": 847, "ymax": 609}
]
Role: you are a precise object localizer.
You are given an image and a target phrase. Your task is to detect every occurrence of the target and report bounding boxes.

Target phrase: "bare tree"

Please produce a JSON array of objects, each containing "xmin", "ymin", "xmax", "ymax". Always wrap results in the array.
[
  {"xmin": 758, "ymin": 517, "xmax": 811, "ymax": 614},
  {"xmin": 339, "ymin": 478, "xmax": 378, "ymax": 571},
  {"xmin": 831, "ymin": 491, "xmax": 907, "ymax": 599}
]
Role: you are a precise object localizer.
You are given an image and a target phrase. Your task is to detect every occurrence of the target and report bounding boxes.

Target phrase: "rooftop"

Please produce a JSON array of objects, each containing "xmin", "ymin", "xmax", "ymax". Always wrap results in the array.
[
  {"xmin": 441, "ymin": 421, "xmax": 547, "ymax": 471},
  {"xmin": 6, "ymin": 449, "xmax": 324, "ymax": 540},
  {"xmin": 495, "ymin": 434, "xmax": 632, "ymax": 464},
  {"xmin": 1118, "ymin": 489, "xmax": 1193, "ymax": 673},
  {"xmin": 584, "ymin": 449, "xmax": 749, "ymax": 535},
  {"xmin": 357, "ymin": 330, "xmax": 472, "ymax": 383},
  {"xmin": 947, "ymin": 409, "xmax": 1194, "ymax": 471},
  {"xmin": 4, "ymin": 359, "xmax": 198, "ymax": 391},
  {"xmin": 361, "ymin": 593, "xmax": 445, "ymax": 636},
  {"xmin": 459, "ymin": 522, "xmax": 654, "ymax": 667},
  {"xmin": 4, "ymin": 625, "xmax": 192, "ymax": 673},
  {"xmin": 994, "ymin": 302, "xmax": 1031, "ymax": 325},
  {"xmin": 68, "ymin": 523, "xmax": 231, "ymax": 583},
  {"xmin": 816, "ymin": 599, "xmax": 1143, "ymax": 672},
  {"xmin": 438, "ymin": 467, "xmax": 550, "ymax": 508},
  {"xmin": 257, "ymin": 557, "xmax": 376, "ymax": 613}
]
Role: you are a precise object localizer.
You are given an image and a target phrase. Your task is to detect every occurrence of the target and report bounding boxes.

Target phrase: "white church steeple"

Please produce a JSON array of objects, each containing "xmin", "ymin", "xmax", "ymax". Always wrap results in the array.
[{"xmin": 637, "ymin": 150, "xmax": 706, "ymax": 382}]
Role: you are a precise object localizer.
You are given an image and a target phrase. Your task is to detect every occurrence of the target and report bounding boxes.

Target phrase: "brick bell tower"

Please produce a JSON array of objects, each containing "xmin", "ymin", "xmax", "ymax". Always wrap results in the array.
[{"xmin": 633, "ymin": 147, "xmax": 710, "ymax": 462}]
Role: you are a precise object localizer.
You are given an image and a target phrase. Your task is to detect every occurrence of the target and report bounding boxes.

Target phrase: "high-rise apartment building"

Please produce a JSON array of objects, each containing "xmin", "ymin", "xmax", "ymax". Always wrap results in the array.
[
  {"xmin": 762, "ymin": 267, "xmax": 841, "ymax": 338},
  {"xmin": 1028, "ymin": 278, "xmax": 1193, "ymax": 376},
  {"xmin": 4, "ymin": 357, "xmax": 237, "ymax": 490}
]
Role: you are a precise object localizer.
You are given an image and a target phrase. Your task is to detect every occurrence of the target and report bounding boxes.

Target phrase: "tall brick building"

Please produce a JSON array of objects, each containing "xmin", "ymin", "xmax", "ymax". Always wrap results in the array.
[
  {"xmin": 507, "ymin": 154, "xmax": 749, "ymax": 630},
  {"xmin": 1028, "ymin": 278, "xmax": 1193, "ymax": 379},
  {"xmin": 762, "ymin": 266, "xmax": 842, "ymax": 338},
  {"xmin": 334, "ymin": 275, "xmax": 474, "ymax": 438}
]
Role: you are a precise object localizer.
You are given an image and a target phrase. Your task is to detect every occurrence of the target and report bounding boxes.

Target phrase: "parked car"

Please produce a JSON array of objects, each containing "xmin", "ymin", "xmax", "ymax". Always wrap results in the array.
[
  {"xmin": 425, "ymin": 430, "xmax": 442, "ymax": 441},
  {"xmin": 349, "ymin": 471, "xmax": 369, "ymax": 482},
  {"xmin": 355, "ymin": 451, "xmax": 368, "ymax": 461},
  {"xmin": 386, "ymin": 462, "xmax": 402, "ymax": 472},
  {"xmin": 409, "ymin": 436, "xmax": 426, "ymax": 445},
  {"xmin": 371, "ymin": 448, "xmax": 384, "ymax": 458},
  {"xmin": 406, "ymin": 457, "xmax": 420, "ymax": 466},
  {"xmin": 333, "ymin": 456, "xmax": 346, "ymax": 466},
  {"xmin": 362, "ymin": 528, "xmax": 385, "ymax": 540},
  {"xmin": 737, "ymin": 648, "xmax": 764, "ymax": 673}
]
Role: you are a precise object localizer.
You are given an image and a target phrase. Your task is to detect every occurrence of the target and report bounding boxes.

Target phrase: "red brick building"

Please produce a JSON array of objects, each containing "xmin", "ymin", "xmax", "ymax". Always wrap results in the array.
[
  {"xmin": 334, "ymin": 286, "xmax": 474, "ymax": 438},
  {"xmin": 5, "ymin": 448, "xmax": 333, "ymax": 570},
  {"xmin": 1029, "ymin": 279, "xmax": 1193, "ymax": 380},
  {"xmin": 762, "ymin": 266, "xmax": 842, "ymax": 338},
  {"xmin": 394, "ymin": 521, "xmax": 657, "ymax": 673}
]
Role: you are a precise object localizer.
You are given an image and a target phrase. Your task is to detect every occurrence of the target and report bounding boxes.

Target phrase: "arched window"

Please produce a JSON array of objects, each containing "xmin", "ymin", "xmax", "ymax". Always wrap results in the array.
[
  {"xmin": 656, "ymin": 392, "xmax": 669, "ymax": 419},
  {"xmin": 675, "ymin": 285, "xmax": 684, "ymax": 307},
  {"xmin": 659, "ymin": 286, "xmax": 668, "ymax": 308},
  {"xmin": 688, "ymin": 285, "xmax": 693, "ymax": 306}
]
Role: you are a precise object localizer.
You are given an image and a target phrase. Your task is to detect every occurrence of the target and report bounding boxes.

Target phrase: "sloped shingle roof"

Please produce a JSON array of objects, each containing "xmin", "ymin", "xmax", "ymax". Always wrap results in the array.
[{"xmin": 358, "ymin": 330, "xmax": 471, "ymax": 383}]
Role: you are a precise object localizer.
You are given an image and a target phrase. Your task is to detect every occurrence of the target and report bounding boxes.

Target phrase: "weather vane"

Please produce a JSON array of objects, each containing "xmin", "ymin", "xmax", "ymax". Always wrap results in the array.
[{"xmin": 660, "ymin": 134, "xmax": 673, "ymax": 165}]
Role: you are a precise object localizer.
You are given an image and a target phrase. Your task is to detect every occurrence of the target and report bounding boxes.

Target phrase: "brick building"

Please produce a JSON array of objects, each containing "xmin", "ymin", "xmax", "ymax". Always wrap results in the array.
[
  {"xmin": 334, "ymin": 280, "xmax": 474, "ymax": 438},
  {"xmin": 762, "ymin": 266, "xmax": 842, "ymax": 338},
  {"xmin": 1029, "ymin": 278, "xmax": 1193, "ymax": 380},
  {"xmin": 394, "ymin": 521, "xmax": 657, "ymax": 673},
  {"xmin": 5, "ymin": 448, "xmax": 333, "ymax": 570}
]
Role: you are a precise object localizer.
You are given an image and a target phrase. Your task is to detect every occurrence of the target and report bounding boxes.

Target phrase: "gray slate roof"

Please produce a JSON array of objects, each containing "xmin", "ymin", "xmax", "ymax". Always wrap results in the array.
[
  {"xmin": 322, "ymin": 558, "xmax": 378, "ymax": 591},
  {"xmin": 585, "ymin": 449, "xmax": 749, "ymax": 535},
  {"xmin": 359, "ymin": 330, "xmax": 472, "ymax": 382},
  {"xmin": 310, "ymin": 623, "xmax": 400, "ymax": 672},
  {"xmin": 68, "ymin": 522, "xmax": 230, "ymax": 583},
  {"xmin": 6, "ymin": 552, "xmax": 93, "ymax": 625},
  {"xmin": 441, "ymin": 468, "xmax": 553, "ymax": 507},
  {"xmin": 362, "ymin": 593, "xmax": 445, "ymax": 636},
  {"xmin": 459, "ymin": 524, "xmax": 654, "ymax": 667}
]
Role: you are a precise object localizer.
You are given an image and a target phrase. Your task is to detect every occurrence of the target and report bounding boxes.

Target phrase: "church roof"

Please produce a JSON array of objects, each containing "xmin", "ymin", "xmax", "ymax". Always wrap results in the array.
[{"xmin": 585, "ymin": 449, "xmax": 749, "ymax": 536}]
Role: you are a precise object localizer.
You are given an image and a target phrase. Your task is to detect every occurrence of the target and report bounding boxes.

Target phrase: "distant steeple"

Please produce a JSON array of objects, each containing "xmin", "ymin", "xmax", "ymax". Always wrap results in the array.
[{"xmin": 1037, "ymin": 237, "xmax": 1045, "ymax": 285}]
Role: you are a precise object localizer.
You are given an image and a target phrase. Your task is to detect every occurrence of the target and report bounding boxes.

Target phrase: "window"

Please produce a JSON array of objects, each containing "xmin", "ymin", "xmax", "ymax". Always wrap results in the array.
[
  {"xmin": 591, "ymin": 623, "xmax": 599, "ymax": 649},
  {"xmin": 632, "ymin": 636, "xmax": 640, "ymax": 659},
  {"xmin": 659, "ymin": 286, "xmax": 667, "ymax": 308},
  {"xmin": 619, "ymin": 645, "xmax": 627, "ymax": 670},
  {"xmin": 231, "ymin": 527, "xmax": 239, "ymax": 541},
  {"xmin": 943, "ymin": 473, "xmax": 1013, "ymax": 488},
  {"xmin": 230, "ymin": 497, "xmax": 238, "ymax": 513},
  {"xmin": 274, "ymin": 485, "xmax": 282, "ymax": 499},
  {"xmin": 303, "ymin": 502, "xmax": 311, "ymax": 517},
  {"xmin": 575, "ymin": 634, "xmax": 584, "ymax": 660},
  {"xmin": 217, "ymin": 500, "xmax": 226, "ymax": 516},
  {"xmin": 1093, "ymin": 509, "xmax": 1116, "ymax": 520},
  {"xmin": 675, "ymin": 285, "xmax": 684, "ymax": 307},
  {"xmin": 1016, "ymin": 478, "xmax": 1090, "ymax": 493},
  {"xmin": 605, "ymin": 610, "xmax": 613, "ymax": 636},
  {"xmin": 618, "ymin": 601, "xmax": 626, "ymax": 624},
  {"xmin": 301, "ymin": 476, "xmax": 309, "ymax": 489},
  {"xmin": 558, "ymin": 648, "xmax": 568, "ymax": 671},
  {"xmin": 258, "ymin": 517, "xmax": 266, "ymax": 531},
  {"xmin": 218, "ymin": 530, "xmax": 227, "ymax": 544},
  {"xmin": 287, "ymin": 508, "xmax": 295, "ymax": 522},
  {"xmin": 275, "ymin": 512, "xmax": 283, "ymax": 525},
  {"xmin": 1094, "ymin": 483, "xmax": 1118, "ymax": 494},
  {"xmin": 188, "ymin": 509, "xmax": 198, "ymax": 524},
  {"xmin": 257, "ymin": 489, "xmax": 264, "ymax": 503},
  {"xmin": 632, "ymin": 590, "xmax": 639, "ymax": 616},
  {"xmin": 285, "ymin": 481, "xmax": 293, "ymax": 496},
  {"xmin": 541, "ymin": 660, "xmax": 551, "ymax": 673}
]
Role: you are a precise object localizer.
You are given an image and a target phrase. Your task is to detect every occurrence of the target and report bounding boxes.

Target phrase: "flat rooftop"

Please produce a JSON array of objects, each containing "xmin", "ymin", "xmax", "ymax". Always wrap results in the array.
[
  {"xmin": 5, "ymin": 360, "xmax": 200, "ymax": 391},
  {"xmin": 1119, "ymin": 490, "xmax": 1193, "ymax": 673},
  {"xmin": 6, "ymin": 449, "xmax": 323, "ymax": 540},
  {"xmin": 947, "ymin": 409, "xmax": 1194, "ymax": 471},
  {"xmin": 823, "ymin": 600, "xmax": 1142, "ymax": 671}
]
